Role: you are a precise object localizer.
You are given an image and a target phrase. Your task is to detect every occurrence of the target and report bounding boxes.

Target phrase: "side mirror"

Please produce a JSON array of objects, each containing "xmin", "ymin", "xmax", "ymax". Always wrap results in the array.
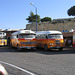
[
  {"xmin": 46, "ymin": 36, "xmax": 48, "ymax": 39},
  {"xmin": 17, "ymin": 35, "xmax": 18, "ymax": 38}
]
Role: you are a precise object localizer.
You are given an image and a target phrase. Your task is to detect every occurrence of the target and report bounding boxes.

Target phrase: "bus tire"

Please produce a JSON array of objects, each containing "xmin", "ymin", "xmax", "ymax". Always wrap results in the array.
[
  {"xmin": 33, "ymin": 47, "xmax": 36, "ymax": 51},
  {"xmin": 17, "ymin": 44, "xmax": 21, "ymax": 51},
  {"xmin": 10, "ymin": 43, "xmax": 13, "ymax": 48},
  {"xmin": 59, "ymin": 48, "xmax": 63, "ymax": 51},
  {"xmin": 44, "ymin": 44, "xmax": 48, "ymax": 51}
]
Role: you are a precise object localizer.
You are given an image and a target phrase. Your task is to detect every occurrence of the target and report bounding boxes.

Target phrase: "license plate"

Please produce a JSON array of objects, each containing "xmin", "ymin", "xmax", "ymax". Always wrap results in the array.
[
  {"xmin": 57, "ymin": 46, "xmax": 60, "ymax": 48},
  {"xmin": 27, "ymin": 47, "xmax": 31, "ymax": 49}
]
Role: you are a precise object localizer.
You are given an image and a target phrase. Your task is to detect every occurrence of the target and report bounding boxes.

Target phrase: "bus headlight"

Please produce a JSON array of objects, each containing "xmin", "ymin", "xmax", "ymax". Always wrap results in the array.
[{"xmin": 50, "ymin": 43, "xmax": 53, "ymax": 45}]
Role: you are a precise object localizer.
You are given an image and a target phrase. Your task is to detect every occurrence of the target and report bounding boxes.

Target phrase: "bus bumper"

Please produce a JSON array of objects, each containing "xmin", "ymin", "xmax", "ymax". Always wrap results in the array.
[
  {"xmin": 0, "ymin": 43, "xmax": 4, "ymax": 46},
  {"xmin": 20, "ymin": 46, "xmax": 36, "ymax": 49},
  {"xmin": 50, "ymin": 46, "xmax": 64, "ymax": 49}
]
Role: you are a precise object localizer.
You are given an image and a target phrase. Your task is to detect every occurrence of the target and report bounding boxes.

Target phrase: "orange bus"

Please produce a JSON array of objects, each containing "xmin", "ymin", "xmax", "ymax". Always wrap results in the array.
[
  {"xmin": 73, "ymin": 31, "xmax": 75, "ymax": 47},
  {"xmin": 10, "ymin": 30, "xmax": 36, "ymax": 51},
  {"xmin": 0, "ymin": 32, "xmax": 7, "ymax": 46},
  {"xmin": 36, "ymin": 31, "xmax": 64, "ymax": 51}
]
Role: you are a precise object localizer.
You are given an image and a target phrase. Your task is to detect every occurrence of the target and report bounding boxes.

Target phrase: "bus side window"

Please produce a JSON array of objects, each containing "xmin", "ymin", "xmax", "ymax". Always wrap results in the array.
[
  {"xmin": 43, "ymin": 34, "xmax": 46, "ymax": 39},
  {"xmin": 38, "ymin": 35, "xmax": 39, "ymax": 39}
]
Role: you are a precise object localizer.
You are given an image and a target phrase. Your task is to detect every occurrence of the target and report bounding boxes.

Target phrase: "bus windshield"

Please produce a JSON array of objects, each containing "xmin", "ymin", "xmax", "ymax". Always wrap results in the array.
[
  {"xmin": 0, "ymin": 36, "xmax": 6, "ymax": 39},
  {"xmin": 19, "ymin": 34, "xmax": 35, "ymax": 38},
  {"xmin": 48, "ymin": 34, "xmax": 63, "ymax": 39}
]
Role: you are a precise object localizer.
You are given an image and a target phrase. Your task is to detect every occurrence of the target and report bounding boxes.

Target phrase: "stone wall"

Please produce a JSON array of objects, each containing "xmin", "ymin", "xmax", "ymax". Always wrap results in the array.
[{"xmin": 26, "ymin": 18, "xmax": 75, "ymax": 32}]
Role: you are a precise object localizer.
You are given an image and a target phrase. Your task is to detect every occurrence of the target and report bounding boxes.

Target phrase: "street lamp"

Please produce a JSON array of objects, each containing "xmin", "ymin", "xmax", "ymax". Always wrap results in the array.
[{"xmin": 30, "ymin": 3, "xmax": 37, "ymax": 32}]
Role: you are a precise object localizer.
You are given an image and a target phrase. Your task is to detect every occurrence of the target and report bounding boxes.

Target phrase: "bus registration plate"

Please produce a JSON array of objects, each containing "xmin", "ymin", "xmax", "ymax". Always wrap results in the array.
[{"xmin": 57, "ymin": 46, "xmax": 60, "ymax": 48}]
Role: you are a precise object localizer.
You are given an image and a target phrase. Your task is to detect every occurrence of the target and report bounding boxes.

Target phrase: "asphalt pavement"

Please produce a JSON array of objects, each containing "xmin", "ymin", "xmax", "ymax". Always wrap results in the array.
[{"xmin": 0, "ymin": 46, "xmax": 75, "ymax": 75}]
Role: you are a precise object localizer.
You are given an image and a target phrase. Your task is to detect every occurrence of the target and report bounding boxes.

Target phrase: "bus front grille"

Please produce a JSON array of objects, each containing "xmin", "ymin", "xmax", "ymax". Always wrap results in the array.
[{"xmin": 56, "ymin": 40, "xmax": 60, "ymax": 45}]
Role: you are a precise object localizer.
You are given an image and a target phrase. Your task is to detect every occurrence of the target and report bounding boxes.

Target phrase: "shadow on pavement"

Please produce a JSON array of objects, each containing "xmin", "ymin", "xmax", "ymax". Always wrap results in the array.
[
  {"xmin": 0, "ymin": 46, "xmax": 75, "ymax": 55},
  {"xmin": 35, "ymin": 47, "xmax": 75, "ymax": 55},
  {"xmin": 0, "ymin": 46, "xmax": 36, "ymax": 53}
]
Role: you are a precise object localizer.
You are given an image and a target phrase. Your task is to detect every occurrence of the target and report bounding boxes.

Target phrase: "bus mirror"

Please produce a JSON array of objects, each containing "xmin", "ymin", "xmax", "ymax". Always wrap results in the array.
[
  {"xmin": 35, "ymin": 36, "xmax": 37, "ymax": 39},
  {"xmin": 17, "ymin": 35, "xmax": 18, "ymax": 38},
  {"xmin": 46, "ymin": 36, "xmax": 48, "ymax": 39}
]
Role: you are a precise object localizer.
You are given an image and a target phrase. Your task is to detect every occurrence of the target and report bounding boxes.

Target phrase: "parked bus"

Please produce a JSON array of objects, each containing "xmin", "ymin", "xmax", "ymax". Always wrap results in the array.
[
  {"xmin": 36, "ymin": 31, "xmax": 64, "ymax": 51},
  {"xmin": 73, "ymin": 31, "xmax": 75, "ymax": 47},
  {"xmin": 10, "ymin": 30, "xmax": 36, "ymax": 50},
  {"xmin": 0, "ymin": 32, "xmax": 7, "ymax": 46}
]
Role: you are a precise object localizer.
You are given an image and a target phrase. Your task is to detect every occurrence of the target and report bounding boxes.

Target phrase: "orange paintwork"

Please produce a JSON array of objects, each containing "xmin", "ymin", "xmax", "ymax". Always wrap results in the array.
[
  {"xmin": 10, "ymin": 38, "xmax": 37, "ymax": 49},
  {"xmin": 36, "ymin": 39, "xmax": 64, "ymax": 49}
]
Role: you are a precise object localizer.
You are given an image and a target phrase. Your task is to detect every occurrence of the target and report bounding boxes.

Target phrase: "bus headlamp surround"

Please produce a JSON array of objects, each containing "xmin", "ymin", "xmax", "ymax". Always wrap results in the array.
[{"xmin": 50, "ymin": 43, "xmax": 53, "ymax": 45}]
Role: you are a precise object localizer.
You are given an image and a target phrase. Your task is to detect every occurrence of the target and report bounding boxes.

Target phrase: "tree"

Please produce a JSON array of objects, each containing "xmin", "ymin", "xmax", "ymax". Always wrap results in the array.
[
  {"xmin": 26, "ymin": 11, "xmax": 34, "ymax": 23},
  {"xmin": 67, "ymin": 6, "xmax": 75, "ymax": 16},
  {"xmin": 41, "ymin": 17, "xmax": 51, "ymax": 22},
  {"xmin": 26, "ymin": 11, "xmax": 41, "ymax": 23}
]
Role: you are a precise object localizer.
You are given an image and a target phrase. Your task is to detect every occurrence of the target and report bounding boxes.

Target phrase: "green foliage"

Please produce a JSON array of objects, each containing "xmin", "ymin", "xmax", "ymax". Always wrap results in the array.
[
  {"xmin": 67, "ymin": 6, "xmax": 75, "ymax": 16},
  {"xmin": 26, "ymin": 11, "xmax": 41, "ymax": 23},
  {"xmin": 41, "ymin": 17, "xmax": 51, "ymax": 22}
]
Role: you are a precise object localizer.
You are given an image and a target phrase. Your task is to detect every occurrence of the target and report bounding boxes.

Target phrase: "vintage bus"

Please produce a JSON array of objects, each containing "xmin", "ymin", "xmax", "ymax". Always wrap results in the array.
[
  {"xmin": 36, "ymin": 31, "xmax": 64, "ymax": 51},
  {"xmin": 73, "ymin": 31, "xmax": 75, "ymax": 47},
  {"xmin": 10, "ymin": 30, "xmax": 36, "ymax": 50},
  {"xmin": 0, "ymin": 32, "xmax": 7, "ymax": 46}
]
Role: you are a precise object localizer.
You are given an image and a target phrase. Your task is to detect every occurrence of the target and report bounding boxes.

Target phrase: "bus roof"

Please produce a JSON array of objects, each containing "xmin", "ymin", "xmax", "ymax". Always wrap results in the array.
[
  {"xmin": 11, "ymin": 30, "xmax": 35, "ymax": 36},
  {"xmin": 36, "ymin": 31, "xmax": 62, "ymax": 35}
]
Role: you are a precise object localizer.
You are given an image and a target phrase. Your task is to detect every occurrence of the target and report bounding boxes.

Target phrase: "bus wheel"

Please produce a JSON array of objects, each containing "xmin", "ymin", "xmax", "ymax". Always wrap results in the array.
[
  {"xmin": 44, "ymin": 44, "xmax": 48, "ymax": 51},
  {"xmin": 17, "ymin": 44, "xmax": 21, "ymax": 51},
  {"xmin": 33, "ymin": 47, "xmax": 36, "ymax": 51},
  {"xmin": 59, "ymin": 48, "xmax": 63, "ymax": 51},
  {"xmin": 10, "ymin": 43, "xmax": 13, "ymax": 48}
]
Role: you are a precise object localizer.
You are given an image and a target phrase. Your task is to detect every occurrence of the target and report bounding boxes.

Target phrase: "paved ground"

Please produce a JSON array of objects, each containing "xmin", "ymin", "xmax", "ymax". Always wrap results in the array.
[{"xmin": 0, "ymin": 46, "xmax": 75, "ymax": 75}]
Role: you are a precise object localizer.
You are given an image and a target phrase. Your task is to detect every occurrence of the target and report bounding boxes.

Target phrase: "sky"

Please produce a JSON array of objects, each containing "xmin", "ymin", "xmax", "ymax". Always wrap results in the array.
[{"xmin": 0, "ymin": 0, "xmax": 75, "ymax": 30}]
